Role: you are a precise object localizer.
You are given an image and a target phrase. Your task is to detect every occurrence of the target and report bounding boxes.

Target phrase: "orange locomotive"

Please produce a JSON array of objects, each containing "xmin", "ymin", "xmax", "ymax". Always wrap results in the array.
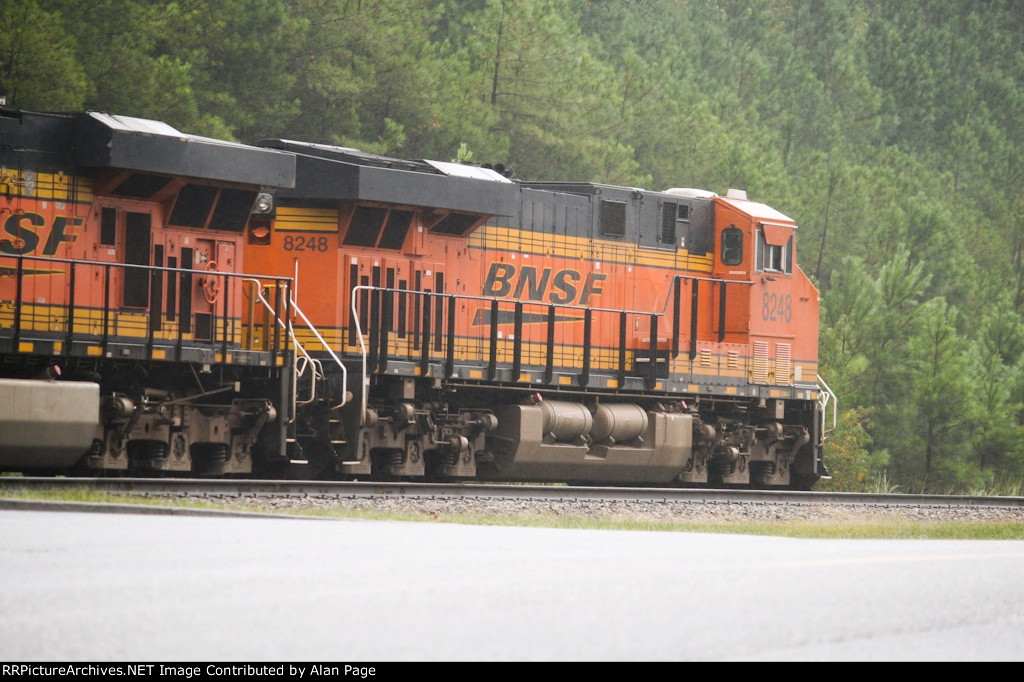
[
  {"xmin": 245, "ymin": 141, "xmax": 833, "ymax": 488},
  {"xmin": 0, "ymin": 110, "xmax": 833, "ymax": 488}
]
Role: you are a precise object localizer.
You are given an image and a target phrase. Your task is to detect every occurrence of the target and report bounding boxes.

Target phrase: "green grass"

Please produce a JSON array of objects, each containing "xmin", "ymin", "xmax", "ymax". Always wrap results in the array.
[
  {"xmin": 1, "ymin": 489, "xmax": 242, "ymax": 511},
  {"xmin": 967, "ymin": 480, "xmax": 1024, "ymax": 498},
  {"xmin": 3, "ymin": 488, "xmax": 1022, "ymax": 539}
]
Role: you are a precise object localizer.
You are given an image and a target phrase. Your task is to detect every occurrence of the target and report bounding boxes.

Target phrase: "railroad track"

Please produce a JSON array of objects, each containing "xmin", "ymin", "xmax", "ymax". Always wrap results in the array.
[{"xmin": 2, "ymin": 477, "xmax": 1023, "ymax": 510}]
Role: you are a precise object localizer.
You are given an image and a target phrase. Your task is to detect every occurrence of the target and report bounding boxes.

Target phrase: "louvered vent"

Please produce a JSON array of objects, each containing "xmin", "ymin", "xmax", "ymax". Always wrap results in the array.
[
  {"xmin": 727, "ymin": 350, "xmax": 739, "ymax": 369},
  {"xmin": 700, "ymin": 349, "xmax": 713, "ymax": 367},
  {"xmin": 751, "ymin": 341, "xmax": 770, "ymax": 383},
  {"xmin": 776, "ymin": 343, "xmax": 792, "ymax": 385}
]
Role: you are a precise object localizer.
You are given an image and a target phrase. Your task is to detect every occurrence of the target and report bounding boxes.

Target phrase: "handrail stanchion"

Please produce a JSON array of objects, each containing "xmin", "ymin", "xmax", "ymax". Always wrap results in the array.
[
  {"xmin": 648, "ymin": 313, "xmax": 659, "ymax": 390},
  {"xmin": 102, "ymin": 263, "xmax": 111, "ymax": 353},
  {"xmin": 65, "ymin": 261, "xmax": 76, "ymax": 355},
  {"xmin": 618, "ymin": 311, "xmax": 627, "ymax": 388},
  {"xmin": 512, "ymin": 301, "xmax": 523, "ymax": 380},
  {"xmin": 579, "ymin": 308, "xmax": 591, "ymax": 387},
  {"xmin": 444, "ymin": 295, "xmax": 456, "ymax": 379},
  {"xmin": 671, "ymin": 276, "xmax": 681, "ymax": 358},
  {"xmin": 419, "ymin": 294, "xmax": 432, "ymax": 377},
  {"xmin": 544, "ymin": 304, "xmax": 555, "ymax": 384},
  {"xmin": 487, "ymin": 299, "xmax": 499, "ymax": 380}
]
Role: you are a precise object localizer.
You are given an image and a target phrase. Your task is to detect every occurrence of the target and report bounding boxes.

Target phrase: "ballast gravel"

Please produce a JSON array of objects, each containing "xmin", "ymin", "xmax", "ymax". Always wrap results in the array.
[{"xmin": 160, "ymin": 493, "xmax": 1024, "ymax": 525}]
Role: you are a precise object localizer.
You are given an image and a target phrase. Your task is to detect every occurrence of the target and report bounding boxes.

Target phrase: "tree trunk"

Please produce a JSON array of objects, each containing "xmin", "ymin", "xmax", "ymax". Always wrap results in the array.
[
  {"xmin": 923, "ymin": 421, "xmax": 934, "ymax": 493},
  {"xmin": 815, "ymin": 161, "xmax": 837, "ymax": 281},
  {"xmin": 490, "ymin": 0, "xmax": 507, "ymax": 107}
]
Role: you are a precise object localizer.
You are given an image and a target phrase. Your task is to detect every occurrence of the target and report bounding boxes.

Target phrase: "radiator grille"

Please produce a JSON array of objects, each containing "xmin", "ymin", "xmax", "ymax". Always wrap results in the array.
[
  {"xmin": 776, "ymin": 342, "xmax": 792, "ymax": 385},
  {"xmin": 751, "ymin": 341, "xmax": 770, "ymax": 383}
]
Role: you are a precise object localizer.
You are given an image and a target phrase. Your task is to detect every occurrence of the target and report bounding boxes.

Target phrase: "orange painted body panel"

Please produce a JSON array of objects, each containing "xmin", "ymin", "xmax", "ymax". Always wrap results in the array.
[
  {"xmin": 713, "ymin": 197, "xmax": 820, "ymax": 383},
  {"xmin": 245, "ymin": 193, "xmax": 819, "ymax": 387},
  {"xmin": 2, "ymin": 180, "xmax": 248, "ymax": 346}
]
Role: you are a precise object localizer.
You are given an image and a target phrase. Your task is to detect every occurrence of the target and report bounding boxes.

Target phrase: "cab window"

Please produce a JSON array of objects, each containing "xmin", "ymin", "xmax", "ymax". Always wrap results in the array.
[
  {"xmin": 756, "ymin": 229, "xmax": 793, "ymax": 274},
  {"xmin": 721, "ymin": 227, "xmax": 743, "ymax": 266}
]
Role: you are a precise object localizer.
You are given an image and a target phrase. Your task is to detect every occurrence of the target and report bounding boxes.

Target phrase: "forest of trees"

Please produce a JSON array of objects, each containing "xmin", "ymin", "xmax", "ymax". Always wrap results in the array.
[{"xmin": 4, "ymin": 0, "xmax": 1024, "ymax": 492}]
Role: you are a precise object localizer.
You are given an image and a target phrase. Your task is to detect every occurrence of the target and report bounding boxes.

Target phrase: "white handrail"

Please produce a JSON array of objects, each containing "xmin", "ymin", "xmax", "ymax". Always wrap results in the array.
[
  {"xmin": 816, "ymin": 374, "xmax": 837, "ymax": 437},
  {"xmin": 244, "ymin": 279, "xmax": 347, "ymax": 411},
  {"xmin": 245, "ymin": 281, "xmax": 318, "ymax": 414},
  {"xmin": 290, "ymin": 301, "xmax": 347, "ymax": 402},
  {"xmin": 351, "ymin": 284, "xmax": 372, "ymax": 426}
]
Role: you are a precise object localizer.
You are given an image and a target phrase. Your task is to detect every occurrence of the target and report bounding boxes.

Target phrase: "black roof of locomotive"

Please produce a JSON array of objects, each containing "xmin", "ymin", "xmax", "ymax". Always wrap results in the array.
[
  {"xmin": 521, "ymin": 180, "xmax": 699, "ymax": 203},
  {"xmin": 258, "ymin": 139, "xmax": 433, "ymax": 173},
  {"xmin": 76, "ymin": 112, "xmax": 296, "ymax": 187},
  {"xmin": 0, "ymin": 109, "xmax": 75, "ymax": 172},
  {"xmin": 521, "ymin": 181, "xmax": 644, "ymax": 194},
  {"xmin": 0, "ymin": 108, "xmax": 296, "ymax": 188},
  {"xmin": 259, "ymin": 138, "xmax": 517, "ymax": 217}
]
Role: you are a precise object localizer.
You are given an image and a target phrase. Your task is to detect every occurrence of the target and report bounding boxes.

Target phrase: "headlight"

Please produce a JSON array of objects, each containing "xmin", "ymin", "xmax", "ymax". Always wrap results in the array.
[{"xmin": 253, "ymin": 192, "xmax": 274, "ymax": 214}]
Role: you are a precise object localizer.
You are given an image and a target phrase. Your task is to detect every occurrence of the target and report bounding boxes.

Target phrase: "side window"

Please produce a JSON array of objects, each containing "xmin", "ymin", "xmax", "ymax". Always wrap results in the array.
[
  {"xmin": 756, "ymin": 229, "xmax": 793, "ymax": 274},
  {"xmin": 721, "ymin": 226, "xmax": 743, "ymax": 266}
]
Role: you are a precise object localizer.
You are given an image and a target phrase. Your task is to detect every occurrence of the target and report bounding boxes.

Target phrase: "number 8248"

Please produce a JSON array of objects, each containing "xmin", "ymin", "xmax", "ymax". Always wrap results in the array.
[
  {"xmin": 762, "ymin": 293, "xmax": 792, "ymax": 323},
  {"xmin": 282, "ymin": 235, "xmax": 329, "ymax": 252}
]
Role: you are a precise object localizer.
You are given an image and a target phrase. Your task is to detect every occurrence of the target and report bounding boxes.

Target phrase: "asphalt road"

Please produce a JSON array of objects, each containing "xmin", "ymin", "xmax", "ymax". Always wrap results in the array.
[{"xmin": 2, "ymin": 509, "xmax": 1023, "ymax": 661}]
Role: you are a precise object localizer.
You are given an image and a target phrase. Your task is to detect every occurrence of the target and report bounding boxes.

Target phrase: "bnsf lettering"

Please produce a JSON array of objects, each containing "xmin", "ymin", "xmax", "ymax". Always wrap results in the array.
[
  {"xmin": 483, "ymin": 263, "xmax": 606, "ymax": 305},
  {"xmin": 0, "ymin": 213, "xmax": 84, "ymax": 256},
  {"xmin": 0, "ymin": 213, "xmax": 43, "ymax": 254},
  {"xmin": 551, "ymin": 270, "xmax": 582, "ymax": 304}
]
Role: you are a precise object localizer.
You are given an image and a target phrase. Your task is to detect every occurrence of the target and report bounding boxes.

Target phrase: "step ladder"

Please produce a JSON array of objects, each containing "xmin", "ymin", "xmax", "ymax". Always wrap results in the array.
[{"xmin": 244, "ymin": 278, "xmax": 348, "ymax": 422}]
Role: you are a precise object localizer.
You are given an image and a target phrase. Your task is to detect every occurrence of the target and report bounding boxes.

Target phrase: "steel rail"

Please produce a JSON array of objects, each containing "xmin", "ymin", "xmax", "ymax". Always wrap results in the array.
[{"xmin": 2, "ymin": 478, "xmax": 1023, "ymax": 509}]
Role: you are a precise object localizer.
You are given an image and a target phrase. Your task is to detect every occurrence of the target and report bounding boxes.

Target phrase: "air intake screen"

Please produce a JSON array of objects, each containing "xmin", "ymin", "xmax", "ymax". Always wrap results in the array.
[
  {"xmin": 600, "ymin": 200, "xmax": 626, "ymax": 237},
  {"xmin": 430, "ymin": 212, "xmax": 480, "ymax": 236},
  {"xmin": 111, "ymin": 173, "xmax": 172, "ymax": 199},
  {"xmin": 209, "ymin": 189, "xmax": 256, "ymax": 232},
  {"xmin": 379, "ymin": 210, "xmax": 413, "ymax": 249},
  {"xmin": 169, "ymin": 184, "xmax": 218, "ymax": 227},
  {"xmin": 343, "ymin": 205, "xmax": 387, "ymax": 246}
]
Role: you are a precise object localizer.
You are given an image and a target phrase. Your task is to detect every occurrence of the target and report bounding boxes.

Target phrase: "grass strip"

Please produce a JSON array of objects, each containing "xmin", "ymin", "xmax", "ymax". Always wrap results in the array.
[{"xmin": 2, "ymin": 489, "xmax": 1022, "ymax": 540}]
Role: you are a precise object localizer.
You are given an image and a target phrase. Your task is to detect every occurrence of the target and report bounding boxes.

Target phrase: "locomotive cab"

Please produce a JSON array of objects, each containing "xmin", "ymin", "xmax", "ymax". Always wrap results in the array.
[{"xmin": 707, "ymin": 189, "xmax": 824, "ymax": 487}]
